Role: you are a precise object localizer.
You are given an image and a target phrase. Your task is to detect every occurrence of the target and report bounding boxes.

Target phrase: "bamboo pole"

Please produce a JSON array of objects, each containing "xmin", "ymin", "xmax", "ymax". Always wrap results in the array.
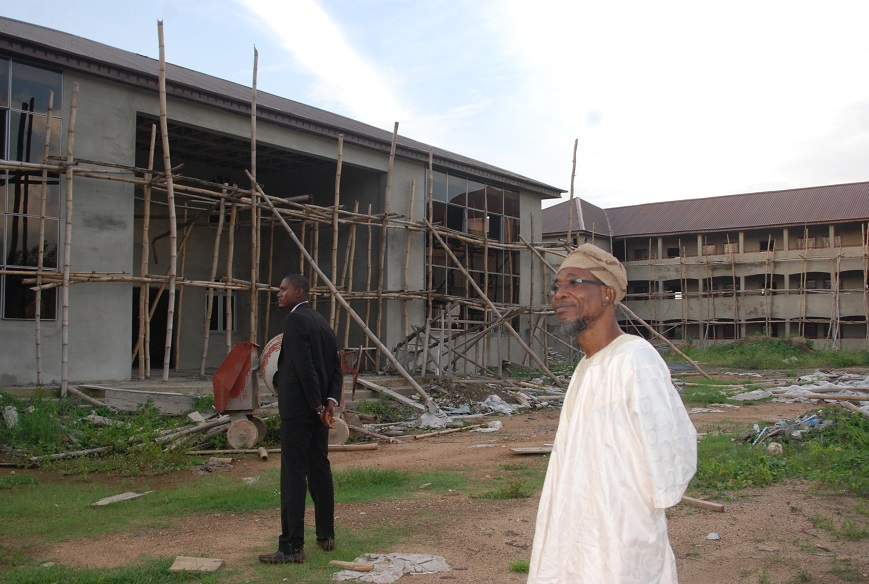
[
  {"xmin": 331, "ymin": 134, "xmax": 344, "ymax": 328},
  {"xmin": 60, "ymin": 83, "xmax": 79, "ymax": 396},
  {"xmin": 423, "ymin": 151, "xmax": 434, "ymax": 375},
  {"xmin": 200, "ymin": 197, "xmax": 226, "ymax": 375},
  {"xmin": 250, "ymin": 171, "xmax": 444, "ymax": 415},
  {"xmin": 263, "ymin": 220, "xmax": 275, "ymax": 343},
  {"xmin": 225, "ymin": 202, "xmax": 237, "ymax": 354},
  {"xmin": 375, "ymin": 122, "xmax": 399, "ymax": 369},
  {"xmin": 35, "ymin": 90, "xmax": 54, "ymax": 385},
  {"xmin": 566, "ymin": 138, "xmax": 578, "ymax": 245},
  {"xmin": 137, "ymin": 124, "xmax": 157, "ymax": 379},
  {"xmin": 425, "ymin": 219, "xmax": 563, "ymax": 387},
  {"xmin": 311, "ymin": 222, "xmax": 320, "ymax": 309},
  {"xmin": 365, "ymin": 203, "xmax": 373, "ymax": 355},
  {"xmin": 173, "ymin": 205, "xmax": 189, "ymax": 369},
  {"xmin": 157, "ymin": 21, "xmax": 178, "ymax": 382},
  {"xmin": 343, "ymin": 201, "xmax": 359, "ymax": 347},
  {"xmin": 249, "ymin": 47, "xmax": 259, "ymax": 345},
  {"xmin": 403, "ymin": 179, "xmax": 415, "ymax": 339}
]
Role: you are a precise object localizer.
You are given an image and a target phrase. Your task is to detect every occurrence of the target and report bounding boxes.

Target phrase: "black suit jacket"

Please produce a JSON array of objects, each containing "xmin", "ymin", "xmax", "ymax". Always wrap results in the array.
[{"xmin": 276, "ymin": 302, "xmax": 343, "ymax": 417}]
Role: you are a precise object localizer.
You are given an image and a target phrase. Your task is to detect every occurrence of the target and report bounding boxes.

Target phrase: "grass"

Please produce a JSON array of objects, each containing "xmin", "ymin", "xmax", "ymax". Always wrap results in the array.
[
  {"xmin": 692, "ymin": 409, "xmax": 869, "ymax": 498},
  {"xmin": 671, "ymin": 336, "xmax": 869, "ymax": 370},
  {"xmin": 0, "ymin": 464, "xmax": 469, "ymax": 582}
]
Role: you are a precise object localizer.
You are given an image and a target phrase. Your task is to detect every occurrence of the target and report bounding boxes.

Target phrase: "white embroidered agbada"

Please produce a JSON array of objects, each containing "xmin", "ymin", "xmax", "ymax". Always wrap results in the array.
[{"xmin": 527, "ymin": 334, "xmax": 697, "ymax": 584}]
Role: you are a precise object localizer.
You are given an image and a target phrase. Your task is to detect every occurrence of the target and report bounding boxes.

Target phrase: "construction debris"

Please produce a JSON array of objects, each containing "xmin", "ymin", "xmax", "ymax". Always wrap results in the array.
[
  {"xmin": 331, "ymin": 553, "xmax": 451, "ymax": 583},
  {"xmin": 91, "ymin": 491, "xmax": 153, "ymax": 507}
]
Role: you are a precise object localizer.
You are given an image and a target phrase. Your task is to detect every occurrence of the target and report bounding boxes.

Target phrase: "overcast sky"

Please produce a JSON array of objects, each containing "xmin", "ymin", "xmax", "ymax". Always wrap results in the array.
[{"xmin": 7, "ymin": 1, "xmax": 869, "ymax": 209}]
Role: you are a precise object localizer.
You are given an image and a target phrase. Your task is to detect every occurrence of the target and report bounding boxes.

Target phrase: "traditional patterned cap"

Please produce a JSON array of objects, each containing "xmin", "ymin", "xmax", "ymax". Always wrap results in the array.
[{"xmin": 558, "ymin": 243, "xmax": 627, "ymax": 302}]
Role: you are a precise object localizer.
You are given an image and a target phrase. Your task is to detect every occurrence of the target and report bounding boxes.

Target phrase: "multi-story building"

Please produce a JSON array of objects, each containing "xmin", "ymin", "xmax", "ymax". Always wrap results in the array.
[{"xmin": 543, "ymin": 183, "xmax": 869, "ymax": 350}]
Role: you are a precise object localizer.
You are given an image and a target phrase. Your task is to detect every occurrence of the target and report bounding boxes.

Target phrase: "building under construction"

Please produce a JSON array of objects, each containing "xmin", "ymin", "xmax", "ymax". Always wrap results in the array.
[
  {"xmin": 542, "ymin": 185, "xmax": 869, "ymax": 350},
  {"xmin": 0, "ymin": 17, "xmax": 577, "ymax": 391}
]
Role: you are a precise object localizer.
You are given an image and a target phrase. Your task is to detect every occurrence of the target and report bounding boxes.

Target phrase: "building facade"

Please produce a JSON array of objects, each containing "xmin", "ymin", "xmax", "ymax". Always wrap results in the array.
[
  {"xmin": 0, "ymin": 17, "xmax": 562, "ymax": 386},
  {"xmin": 543, "ymin": 184, "xmax": 869, "ymax": 350}
]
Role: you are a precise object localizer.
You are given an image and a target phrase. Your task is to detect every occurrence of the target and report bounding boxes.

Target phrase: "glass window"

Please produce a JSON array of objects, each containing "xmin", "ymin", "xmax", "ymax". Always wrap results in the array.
[
  {"xmin": 0, "ymin": 58, "xmax": 8, "ymax": 109},
  {"xmin": 9, "ymin": 113, "xmax": 61, "ymax": 162},
  {"xmin": 486, "ymin": 186, "xmax": 503, "ymax": 214},
  {"xmin": 2, "ymin": 274, "xmax": 57, "ymax": 319},
  {"xmin": 7, "ymin": 173, "xmax": 60, "ymax": 217},
  {"xmin": 446, "ymin": 205, "xmax": 464, "ymax": 232},
  {"xmin": 504, "ymin": 189, "xmax": 520, "ymax": 217},
  {"xmin": 466, "ymin": 180, "xmax": 486, "ymax": 210},
  {"xmin": 447, "ymin": 175, "xmax": 466, "ymax": 206},
  {"xmin": 208, "ymin": 291, "xmax": 236, "ymax": 332},
  {"xmin": 11, "ymin": 62, "xmax": 62, "ymax": 113},
  {"xmin": 5, "ymin": 215, "xmax": 59, "ymax": 268},
  {"xmin": 0, "ymin": 115, "xmax": 6, "ymax": 161},
  {"xmin": 430, "ymin": 200, "xmax": 446, "ymax": 226},
  {"xmin": 431, "ymin": 170, "xmax": 447, "ymax": 203}
]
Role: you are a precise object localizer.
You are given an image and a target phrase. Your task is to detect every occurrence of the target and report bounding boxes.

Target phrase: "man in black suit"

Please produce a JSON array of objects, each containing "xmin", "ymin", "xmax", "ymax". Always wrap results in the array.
[{"xmin": 259, "ymin": 274, "xmax": 343, "ymax": 564}]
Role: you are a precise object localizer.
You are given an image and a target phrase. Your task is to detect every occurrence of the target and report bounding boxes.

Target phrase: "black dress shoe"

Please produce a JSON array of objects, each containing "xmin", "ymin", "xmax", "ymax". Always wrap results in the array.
[
  {"xmin": 258, "ymin": 549, "xmax": 306, "ymax": 564},
  {"xmin": 316, "ymin": 537, "xmax": 335, "ymax": 551}
]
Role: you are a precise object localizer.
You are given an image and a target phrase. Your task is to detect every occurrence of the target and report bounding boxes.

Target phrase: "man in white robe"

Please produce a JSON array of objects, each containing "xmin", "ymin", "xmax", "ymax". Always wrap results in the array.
[{"xmin": 528, "ymin": 244, "xmax": 697, "ymax": 584}]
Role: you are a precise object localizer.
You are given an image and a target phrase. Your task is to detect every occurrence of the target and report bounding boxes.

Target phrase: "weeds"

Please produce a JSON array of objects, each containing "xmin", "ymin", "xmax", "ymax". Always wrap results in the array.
[
  {"xmin": 671, "ymin": 336, "xmax": 869, "ymax": 370},
  {"xmin": 510, "ymin": 559, "xmax": 530, "ymax": 573},
  {"xmin": 475, "ymin": 477, "xmax": 533, "ymax": 499},
  {"xmin": 693, "ymin": 409, "xmax": 869, "ymax": 498}
]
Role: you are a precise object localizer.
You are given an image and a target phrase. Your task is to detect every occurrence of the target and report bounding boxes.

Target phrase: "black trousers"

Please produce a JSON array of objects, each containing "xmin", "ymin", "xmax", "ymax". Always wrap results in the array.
[{"xmin": 278, "ymin": 408, "xmax": 335, "ymax": 552}]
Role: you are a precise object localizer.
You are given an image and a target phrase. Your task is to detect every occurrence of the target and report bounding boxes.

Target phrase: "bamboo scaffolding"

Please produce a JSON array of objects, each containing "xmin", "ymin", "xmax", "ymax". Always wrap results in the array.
[
  {"xmin": 251, "ymin": 171, "xmax": 445, "ymax": 415},
  {"xmin": 330, "ymin": 134, "xmax": 344, "ymax": 328},
  {"xmin": 60, "ymin": 83, "xmax": 79, "ymax": 396},
  {"xmin": 249, "ymin": 47, "xmax": 259, "ymax": 346},
  {"xmin": 343, "ymin": 201, "xmax": 359, "ymax": 347},
  {"xmin": 137, "ymin": 124, "xmax": 157, "ymax": 379},
  {"xmin": 403, "ymin": 179, "xmax": 415, "ymax": 340},
  {"xmin": 157, "ymin": 21, "xmax": 178, "ymax": 382},
  {"xmin": 375, "ymin": 122, "xmax": 399, "ymax": 369},
  {"xmin": 425, "ymin": 218, "xmax": 563, "ymax": 388},
  {"xmin": 173, "ymin": 205, "xmax": 189, "ymax": 369},
  {"xmin": 263, "ymin": 220, "xmax": 275, "ymax": 343},
  {"xmin": 566, "ymin": 138, "xmax": 577, "ymax": 245},
  {"xmin": 35, "ymin": 90, "xmax": 54, "ymax": 385},
  {"xmin": 225, "ymin": 202, "xmax": 237, "ymax": 354},
  {"xmin": 200, "ymin": 197, "xmax": 226, "ymax": 375}
]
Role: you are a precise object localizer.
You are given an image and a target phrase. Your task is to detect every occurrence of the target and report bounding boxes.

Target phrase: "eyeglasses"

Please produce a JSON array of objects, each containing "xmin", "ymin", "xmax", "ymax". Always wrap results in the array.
[{"xmin": 549, "ymin": 278, "xmax": 605, "ymax": 296}]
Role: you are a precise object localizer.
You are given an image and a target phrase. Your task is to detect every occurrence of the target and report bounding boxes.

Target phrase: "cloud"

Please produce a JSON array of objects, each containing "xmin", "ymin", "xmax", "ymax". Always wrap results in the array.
[{"xmin": 237, "ymin": 0, "xmax": 408, "ymax": 127}]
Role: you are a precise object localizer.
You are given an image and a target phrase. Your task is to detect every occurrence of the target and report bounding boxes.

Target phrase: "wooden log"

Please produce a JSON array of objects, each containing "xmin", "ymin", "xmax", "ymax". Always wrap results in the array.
[
  {"xmin": 154, "ymin": 416, "xmax": 230, "ymax": 444},
  {"xmin": 30, "ymin": 446, "xmax": 111, "ymax": 464},
  {"xmin": 347, "ymin": 423, "xmax": 400, "ymax": 443},
  {"xmin": 91, "ymin": 491, "xmax": 153, "ymax": 506},
  {"xmin": 329, "ymin": 560, "xmax": 375, "ymax": 572},
  {"xmin": 413, "ymin": 423, "xmax": 486, "ymax": 440},
  {"xmin": 776, "ymin": 393, "xmax": 868, "ymax": 401},
  {"xmin": 840, "ymin": 401, "xmax": 868, "ymax": 416},
  {"xmin": 356, "ymin": 378, "xmax": 425, "ymax": 411},
  {"xmin": 68, "ymin": 386, "xmax": 113, "ymax": 409},
  {"xmin": 681, "ymin": 495, "xmax": 725, "ymax": 512}
]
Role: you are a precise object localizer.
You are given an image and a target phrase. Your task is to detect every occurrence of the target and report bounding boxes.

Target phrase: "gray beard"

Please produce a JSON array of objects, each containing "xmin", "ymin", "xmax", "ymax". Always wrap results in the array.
[{"xmin": 557, "ymin": 318, "xmax": 588, "ymax": 338}]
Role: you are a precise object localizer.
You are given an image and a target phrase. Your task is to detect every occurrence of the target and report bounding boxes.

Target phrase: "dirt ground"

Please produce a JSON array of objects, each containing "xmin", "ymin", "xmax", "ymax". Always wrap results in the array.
[{"xmin": 26, "ymin": 394, "xmax": 866, "ymax": 583}]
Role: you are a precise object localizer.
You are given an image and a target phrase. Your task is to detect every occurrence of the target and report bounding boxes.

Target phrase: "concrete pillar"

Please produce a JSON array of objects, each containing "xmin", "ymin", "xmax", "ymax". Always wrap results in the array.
[
  {"xmin": 783, "ymin": 227, "xmax": 789, "ymax": 251},
  {"xmin": 738, "ymin": 231, "xmax": 744, "ymax": 253},
  {"xmin": 697, "ymin": 234, "xmax": 704, "ymax": 257}
]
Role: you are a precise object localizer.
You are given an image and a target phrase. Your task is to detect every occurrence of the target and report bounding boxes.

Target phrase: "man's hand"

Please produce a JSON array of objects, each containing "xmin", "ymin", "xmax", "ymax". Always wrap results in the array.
[{"xmin": 319, "ymin": 401, "xmax": 335, "ymax": 429}]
